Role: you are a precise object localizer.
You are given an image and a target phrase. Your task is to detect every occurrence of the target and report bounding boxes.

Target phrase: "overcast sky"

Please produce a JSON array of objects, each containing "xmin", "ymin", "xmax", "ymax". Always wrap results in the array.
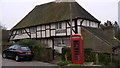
[{"xmin": 0, "ymin": 0, "xmax": 119, "ymax": 30}]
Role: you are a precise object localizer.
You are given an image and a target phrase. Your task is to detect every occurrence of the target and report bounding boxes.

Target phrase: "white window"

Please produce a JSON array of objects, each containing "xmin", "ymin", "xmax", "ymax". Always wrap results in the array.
[
  {"xmin": 58, "ymin": 39, "xmax": 66, "ymax": 46},
  {"xmin": 56, "ymin": 23, "xmax": 62, "ymax": 29},
  {"xmin": 30, "ymin": 27, "xmax": 36, "ymax": 33},
  {"xmin": 18, "ymin": 29, "xmax": 24, "ymax": 35}
]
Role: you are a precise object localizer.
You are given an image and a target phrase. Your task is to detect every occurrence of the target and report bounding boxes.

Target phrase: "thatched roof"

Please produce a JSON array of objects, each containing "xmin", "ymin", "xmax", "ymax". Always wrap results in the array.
[{"xmin": 12, "ymin": 2, "xmax": 100, "ymax": 30}]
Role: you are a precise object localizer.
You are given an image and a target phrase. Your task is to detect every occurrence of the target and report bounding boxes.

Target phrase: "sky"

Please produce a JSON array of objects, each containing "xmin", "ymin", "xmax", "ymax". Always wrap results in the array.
[{"xmin": 0, "ymin": 0, "xmax": 120, "ymax": 30}]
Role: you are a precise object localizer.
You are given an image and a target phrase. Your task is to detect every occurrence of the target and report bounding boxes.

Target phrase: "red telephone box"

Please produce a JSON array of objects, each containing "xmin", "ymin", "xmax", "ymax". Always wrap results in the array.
[{"xmin": 70, "ymin": 34, "xmax": 84, "ymax": 64}]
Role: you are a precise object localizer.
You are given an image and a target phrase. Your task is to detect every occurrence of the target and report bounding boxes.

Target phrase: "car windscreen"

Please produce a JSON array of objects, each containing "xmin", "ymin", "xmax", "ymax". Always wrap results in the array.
[{"xmin": 20, "ymin": 47, "xmax": 30, "ymax": 51}]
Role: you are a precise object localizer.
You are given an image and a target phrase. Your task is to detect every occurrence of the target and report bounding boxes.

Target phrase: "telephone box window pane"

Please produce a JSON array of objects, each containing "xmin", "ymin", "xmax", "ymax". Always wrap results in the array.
[
  {"xmin": 73, "ymin": 40, "xmax": 80, "ymax": 50},
  {"xmin": 73, "ymin": 40, "xmax": 80, "ymax": 46},
  {"xmin": 74, "ymin": 56, "xmax": 80, "ymax": 61},
  {"xmin": 74, "ymin": 53, "xmax": 80, "ymax": 55}
]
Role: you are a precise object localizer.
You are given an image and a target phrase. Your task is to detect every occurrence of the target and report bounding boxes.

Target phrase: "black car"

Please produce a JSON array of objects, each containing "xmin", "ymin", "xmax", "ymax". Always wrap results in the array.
[{"xmin": 2, "ymin": 45, "xmax": 34, "ymax": 62}]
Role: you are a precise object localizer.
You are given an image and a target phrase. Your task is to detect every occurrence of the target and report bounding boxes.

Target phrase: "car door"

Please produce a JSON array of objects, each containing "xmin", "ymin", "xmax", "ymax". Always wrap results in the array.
[
  {"xmin": 6, "ymin": 45, "xmax": 15, "ymax": 57},
  {"xmin": 11, "ymin": 45, "xmax": 20, "ymax": 57}
]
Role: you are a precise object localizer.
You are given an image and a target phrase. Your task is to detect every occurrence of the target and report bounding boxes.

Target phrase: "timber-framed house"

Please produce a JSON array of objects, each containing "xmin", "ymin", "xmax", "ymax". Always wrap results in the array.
[{"xmin": 10, "ymin": 1, "xmax": 100, "ymax": 53}]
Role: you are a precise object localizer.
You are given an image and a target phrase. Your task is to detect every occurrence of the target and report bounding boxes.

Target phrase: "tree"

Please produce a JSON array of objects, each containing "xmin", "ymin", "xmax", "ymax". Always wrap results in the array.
[{"xmin": 0, "ymin": 22, "xmax": 7, "ymax": 30}]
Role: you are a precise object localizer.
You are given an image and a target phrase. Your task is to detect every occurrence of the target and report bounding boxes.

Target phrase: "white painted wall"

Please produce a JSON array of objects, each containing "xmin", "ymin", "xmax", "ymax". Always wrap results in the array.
[
  {"xmin": 77, "ymin": 19, "xmax": 98, "ymax": 28},
  {"xmin": 48, "ymin": 39, "xmax": 53, "ymax": 47},
  {"xmin": 51, "ymin": 24, "xmax": 55, "ymax": 29},
  {"xmin": 37, "ymin": 26, "xmax": 41, "ymax": 31},
  {"xmin": 46, "ymin": 30, "xmax": 50, "ymax": 37},
  {"xmin": 37, "ymin": 32, "xmax": 41, "ymax": 38},
  {"xmin": 42, "ymin": 31, "xmax": 45, "ymax": 38},
  {"xmin": 11, "ymin": 19, "xmax": 99, "ymax": 40},
  {"xmin": 78, "ymin": 26, "xmax": 81, "ymax": 34},
  {"xmin": 54, "ymin": 46, "xmax": 63, "ymax": 53},
  {"xmin": 14, "ymin": 34, "xmax": 29, "ymax": 39},
  {"xmin": 51, "ymin": 30, "xmax": 55, "ymax": 36},
  {"xmin": 31, "ymin": 34, "xmax": 36, "ymax": 38}
]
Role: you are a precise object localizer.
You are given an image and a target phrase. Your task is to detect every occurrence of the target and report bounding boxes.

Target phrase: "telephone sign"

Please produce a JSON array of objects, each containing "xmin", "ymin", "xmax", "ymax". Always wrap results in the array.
[{"xmin": 71, "ymin": 34, "xmax": 84, "ymax": 64}]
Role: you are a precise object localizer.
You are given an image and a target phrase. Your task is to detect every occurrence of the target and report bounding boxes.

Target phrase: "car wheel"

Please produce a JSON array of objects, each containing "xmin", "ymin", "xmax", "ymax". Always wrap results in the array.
[
  {"xmin": 2, "ymin": 53, "xmax": 7, "ymax": 58},
  {"xmin": 15, "ymin": 55, "xmax": 20, "ymax": 62}
]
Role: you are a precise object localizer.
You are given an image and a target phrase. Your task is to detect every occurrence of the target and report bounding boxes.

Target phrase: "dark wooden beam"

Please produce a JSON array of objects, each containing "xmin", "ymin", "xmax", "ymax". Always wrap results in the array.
[
  {"xmin": 24, "ymin": 28, "xmax": 31, "ymax": 38},
  {"xmin": 41, "ymin": 26, "xmax": 42, "ymax": 38},
  {"xmin": 75, "ymin": 19, "xmax": 78, "ymax": 34},
  {"xmin": 8, "ymin": 31, "xmax": 14, "ymax": 41},
  {"xmin": 29, "ymin": 28, "xmax": 31, "ymax": 38},
  {"xmin": 66, "ymin": 22, "xmax": 67, "ymax": 36},
  {"xmin": 45, "ymin": 25, "xmax": 46, "ymax": 37},
  {"xmin": 80, "ymin": 19, "xmax": 84, "ymax": 26},
  {"xmin": 67, "ymin": 22, "xmax": 76, "ymax": 33},
  {"xmin": 12, "ymin": 30, "xmax": 17, "ymax": 39},
  {"xmin": 36, "ymin": 27, "xmax": 37, "ymax": 38},
  {"xmin": 49, "ymin": 24, "xmax": 51, "ymax": 37}
]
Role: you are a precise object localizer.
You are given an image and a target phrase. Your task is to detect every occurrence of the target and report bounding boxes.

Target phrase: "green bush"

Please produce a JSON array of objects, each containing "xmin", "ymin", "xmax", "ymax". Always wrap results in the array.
[
  {"xmin": 33, "ymin": 46, "xmax": 53, "ymax": 62},
  {"xmin": 68, "ymin": 64, "xmax": 84, "ymax": 66},
  {"xmin": 57, "ymin": 61, "xmax": 69, "ymax": 66},
  {"xmin": 84, "ymin": 48, "xmax": 96, "ymax": 62},
  {"xmin": 61, "ymin": 47, "xmax": 71, "ymax": 61},
  {"xmin": 98, "ymin": 53, "xmax": 110, "ymax": 65},
  {"xmin": 2, "ymin": 41, "xmax": 15, "ymax": 49},
  {"xmin": 16, "ymin": 39, "xmax": 39, "ymax": 48}
]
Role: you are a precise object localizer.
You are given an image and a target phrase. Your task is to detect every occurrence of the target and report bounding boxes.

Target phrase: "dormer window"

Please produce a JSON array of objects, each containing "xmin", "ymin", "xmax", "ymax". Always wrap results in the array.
[{"xmin": 56, "ymin": 23, "xmax": 62, "ymax": 29}]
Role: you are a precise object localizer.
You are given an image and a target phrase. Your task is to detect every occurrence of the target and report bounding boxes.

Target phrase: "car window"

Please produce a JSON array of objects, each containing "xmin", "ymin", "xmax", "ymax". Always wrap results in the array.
[
  {"xmin": 9, "ymin": 45, "xmax": 15, "ymax": 49},
  {"xmin": 20, "ymin": 47, "xmax": 30, "ymax": 51},
  {"xmin": 14, "ymin": 45, "xmax": 20, "ymax": 50}
]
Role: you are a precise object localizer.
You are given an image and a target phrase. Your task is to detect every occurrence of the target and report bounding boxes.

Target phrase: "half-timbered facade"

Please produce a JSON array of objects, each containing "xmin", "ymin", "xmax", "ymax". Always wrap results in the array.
[{"xmin": 10, "ymin": 1, "xmax": 100, "ymax": 53}]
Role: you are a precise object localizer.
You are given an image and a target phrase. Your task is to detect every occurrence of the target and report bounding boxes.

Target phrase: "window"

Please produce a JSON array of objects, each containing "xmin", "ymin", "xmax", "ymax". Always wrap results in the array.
[
  {"xmin": 18, "ymin": 30, "xmax": 22, "ymax": 34},
  {"xmin": 30, "ymin": 27, "xmax": 36, "ymax": 33},
  {"xmin": 9, "ymin": 46, "xmax": 15, "ymax": 49},
  {"xmin": 56, "ymin": 23, "xmax": 62, "ymax": 29},
  {"xmin": 58, "ymin": 39, "xmax": 66, "ymax": 46},
  {"xmin": 18, "ymin": 29, "xmax": 25, "ymax": 35},
  {"xmin": 9, "ymin": 45, "xmax": 16, "ymax": 50},
  {"xmin": 14, "ymin": 45, "xmax": 20, "ymax": 50},
  {"xmin": 20, "ymin": 47, "xmax": 30, "ymax": 51}
]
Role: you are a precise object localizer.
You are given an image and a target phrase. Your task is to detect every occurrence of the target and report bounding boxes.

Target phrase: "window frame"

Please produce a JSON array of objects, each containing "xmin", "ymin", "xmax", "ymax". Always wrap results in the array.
[
  {"xmin": 30, "ymin": 27, "xmax": 36, "ymax": 33},
  {"xmin": 56, "ymin": 23, "xmax": 62, "ymax": 29},
  {"xmin": 18, "ymin": 29, "xmax": 25, "ymax": 35}
]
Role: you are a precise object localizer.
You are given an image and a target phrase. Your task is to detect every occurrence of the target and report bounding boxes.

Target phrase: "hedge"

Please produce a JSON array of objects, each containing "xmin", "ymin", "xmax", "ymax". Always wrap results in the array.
[{"xmin": 61, "ymin": 47, "xmax": 71, "ymax": 61}]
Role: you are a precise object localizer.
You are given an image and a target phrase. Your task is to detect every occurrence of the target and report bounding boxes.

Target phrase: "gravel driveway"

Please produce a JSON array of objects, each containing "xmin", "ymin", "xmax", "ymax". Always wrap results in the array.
[{"xmin": 2, "ymin": 55, "xmax": 57, "ymax": 66}]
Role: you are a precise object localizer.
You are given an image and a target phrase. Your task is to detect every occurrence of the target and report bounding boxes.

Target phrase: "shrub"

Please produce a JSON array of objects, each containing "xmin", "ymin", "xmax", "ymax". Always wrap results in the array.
[
  {"xmin": 57, "ymin": 61, "xmax": 69, "ymax": 66},
  {"xmin": 84, "ymin": 48, "xmax": 96, "ymax": 62},
  {"xmin": 2, "ymin": 41, "xmax": 15, "ymax": 49},
  {"xmin": 33, "ymin": 45, "xmax": 53, "ymax": 62},
  {"xmin": 16, "ymin": 39, "xmax": 39, "ymax": 48},
  {"xmin": 98, "ymin": 53, "xmax": 110, "ymax": 65},
  {"xmin": 61, "ymin": 47, "xmax": 71, "ymax": 61}
]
